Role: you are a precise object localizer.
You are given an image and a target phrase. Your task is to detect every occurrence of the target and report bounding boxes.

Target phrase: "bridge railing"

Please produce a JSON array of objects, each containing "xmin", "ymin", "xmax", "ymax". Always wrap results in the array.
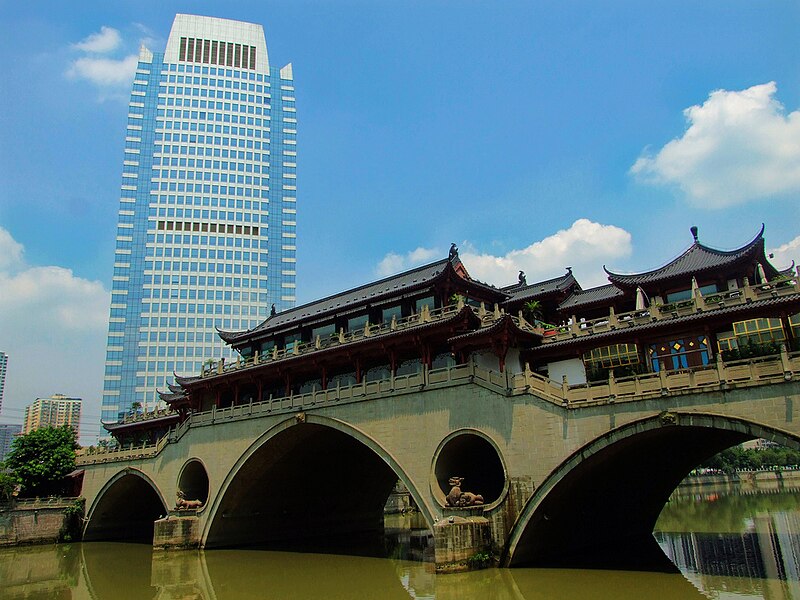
[
  {"xmin": 528, "ymin": 347, "xmax": 800, "ymax": 407},
  {"xmin": 77, "ymin": 348, "xmax": 800, "ymax": 465},
  {"xmin": 76, "ymin": 439, "xmax": 164, "ymax": 465}
]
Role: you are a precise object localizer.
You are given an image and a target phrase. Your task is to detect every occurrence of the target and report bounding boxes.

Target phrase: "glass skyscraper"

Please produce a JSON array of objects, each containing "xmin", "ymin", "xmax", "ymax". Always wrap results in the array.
[{"xmin": 101, "ymin": 14, "xmax": 297, "ymax": 424}]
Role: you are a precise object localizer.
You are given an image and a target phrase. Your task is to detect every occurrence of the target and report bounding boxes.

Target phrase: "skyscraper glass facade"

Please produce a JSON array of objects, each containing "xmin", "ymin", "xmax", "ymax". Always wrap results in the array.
[{"xmin": 101, "ymin": 15, "xmax": 297, "ymax": 423}]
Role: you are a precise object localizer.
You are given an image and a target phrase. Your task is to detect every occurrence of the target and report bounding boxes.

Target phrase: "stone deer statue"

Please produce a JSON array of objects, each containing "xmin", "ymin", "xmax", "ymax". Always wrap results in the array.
[
  {"xmin": 446, "ymin": 476, "xmax": 484, "ymax": 507},
  {"xmin": 175, "ymin": 489, "xmax": 204, "ymax": 510}
]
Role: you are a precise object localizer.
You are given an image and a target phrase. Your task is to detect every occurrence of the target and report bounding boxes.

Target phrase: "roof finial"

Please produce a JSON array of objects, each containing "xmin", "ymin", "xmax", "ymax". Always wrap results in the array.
[
  {"xmin": 690, "ymin": 225, "xmax": 699, "ymax": 243},
  {"xmin": 449, "ymin": 243, "xmax": 459, "ymax": 261},
  {"xmin": 518, "ymin": 270, "xmax": 527, "ymax": 285},
  {"xmin": 270, "ymin": 303, "xmax": 277, "ymax": 317}
]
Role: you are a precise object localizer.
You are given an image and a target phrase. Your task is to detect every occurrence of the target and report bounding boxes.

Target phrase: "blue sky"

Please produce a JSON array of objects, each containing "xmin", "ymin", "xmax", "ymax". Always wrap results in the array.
[{"xmin": 1, "ymin": 1, "xmax": 799, "ymax": 442}]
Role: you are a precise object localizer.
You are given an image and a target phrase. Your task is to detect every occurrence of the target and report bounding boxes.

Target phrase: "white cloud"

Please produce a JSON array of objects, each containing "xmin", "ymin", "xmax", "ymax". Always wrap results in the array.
[
  {"xmin": 0, "ymin": 227, "xmax": 110, "ymax": 442},
  {"xmin": 0, "ymin": 227, "xmax": 24, "ymax": 270},
  {"xmin": 67, "ymin": 25, "xmax": 141, "ymax": 92},
  {"xmin": 460, "ymin": 219, "xmax": 632, "ymax": 288},
  {"xmin": 376, "ymin": 246, "xmax": 440, "ymax": 276},
  {"xmin": 72, "ymin": 26, "xmax": 122, "ymax": 54},
  {"xmin": 631, "ymin": 82, "xmax": 800, "ymax": 208},
  {"xmin": 769, "ymin": 235, "xmax": 800, "ymax": 272},
  {"xmin": 66, "ymin": 54, "xmax": 138, "ymax": 88}
]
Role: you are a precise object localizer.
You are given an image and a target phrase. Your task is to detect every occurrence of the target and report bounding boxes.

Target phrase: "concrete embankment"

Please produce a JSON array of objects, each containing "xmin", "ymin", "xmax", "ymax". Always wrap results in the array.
[
  {"xmin": 0, "ymin": 498, "xmax": 81, "ymax": 546},
  {"xmin": 673, "ymin": 469, "xmax": 800, "ymax": 498}
]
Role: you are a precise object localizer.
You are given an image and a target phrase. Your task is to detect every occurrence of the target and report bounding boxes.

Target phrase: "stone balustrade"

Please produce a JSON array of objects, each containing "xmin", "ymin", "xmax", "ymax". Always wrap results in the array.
[{"xmin": 77, "ymin": 348, "xmax": 800, "ymax": 466}]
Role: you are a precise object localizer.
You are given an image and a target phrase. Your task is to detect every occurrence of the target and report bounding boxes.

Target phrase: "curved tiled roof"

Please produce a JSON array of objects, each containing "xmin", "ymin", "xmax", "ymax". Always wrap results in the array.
[
  {"xmin": 604, "ymin": 225, "xmax": 773, "ymax": 288},
  {"xmin": 559, "ymin": 284, "xmax": 625, "ymax": 312},
  {"xmin": 218, "ymin": 256, "xmax": 504, "ymax": 344},
  {"xmin": 502, "ymin": 270, "xmax": 579, "ymax": 305}
]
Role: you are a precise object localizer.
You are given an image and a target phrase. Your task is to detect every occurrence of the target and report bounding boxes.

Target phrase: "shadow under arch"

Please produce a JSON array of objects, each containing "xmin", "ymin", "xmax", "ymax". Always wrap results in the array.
[
  {"xmin": 83, "ymin": 468, "xmax": 168, "ymax": 543},
  {"xmin": 502, "ymin": 412, "xmax": 800, "ymax": 570},
  {"xmin": 202, "ymin": 413, "xmax": 433, "ymax": 551}
]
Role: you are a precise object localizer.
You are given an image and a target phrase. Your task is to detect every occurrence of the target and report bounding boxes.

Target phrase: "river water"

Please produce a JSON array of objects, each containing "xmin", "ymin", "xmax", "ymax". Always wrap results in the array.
[{"xmin": 2, "ymin": 485, "xmax": 800, "ymax": 599}]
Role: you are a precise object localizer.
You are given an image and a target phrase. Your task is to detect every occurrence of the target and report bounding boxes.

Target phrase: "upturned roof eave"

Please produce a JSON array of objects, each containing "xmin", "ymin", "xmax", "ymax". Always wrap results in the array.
[{"xmin": 604, "ymin": 225, "xmax": 768, "ymax": 288}]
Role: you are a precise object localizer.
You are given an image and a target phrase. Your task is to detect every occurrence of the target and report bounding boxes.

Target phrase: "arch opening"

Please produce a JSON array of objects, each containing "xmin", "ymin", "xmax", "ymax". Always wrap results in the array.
[
  {"xmin": 205, "ymin": 422, "xmax": 414, "ymax": 556},
  {"xmin": 433, "ymin": 431, "xmax": 505, "ymax": 506},
  {"xmin": 84, "ymin": 472, "xmax": 167, "ymax": 543},
  {"xmin": 505, "ymin": 416, "xmax": 800, "ymax": 570},
  {"xmin": 178, "ymin": 459, "xmax": 209, "ymax": 505}
]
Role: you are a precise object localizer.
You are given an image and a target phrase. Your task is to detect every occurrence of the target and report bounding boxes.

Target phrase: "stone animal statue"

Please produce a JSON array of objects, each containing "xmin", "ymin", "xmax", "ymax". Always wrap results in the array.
[
  {"xmin": 446, "ymin": 476, "xmax": 484, "ymax": 507},
  {"xmin": 175, "ymin": 490, "xmax": 204, "ymax": 510},
  {"xmin": 458, "ymin": 491, "xmax": 484, "ymax": 506},
  {"xmin": 446, "ymin": 477, "xmax": 464, "ymax": 506}
]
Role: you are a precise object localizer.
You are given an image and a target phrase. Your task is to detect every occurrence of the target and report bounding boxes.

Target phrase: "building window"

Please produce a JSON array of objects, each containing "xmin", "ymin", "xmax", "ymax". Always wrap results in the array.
[
  {"xmin": 718, "ymin": 317, "xmax": 787, "ymax": 355},
  {"xmin": 415, "ymin": 296, "xmax": 435, "ymax": 314},
  {"xmin": 311, "ymin": 324, "xmax": 336, "ymax": 341},
  {"xmin": 381, "ymin": 305, "xmax": 403, "ymax": 323},
  {"xmin": 584, "ymin": 343, "xmax": 640, "ymax": 370},
  {"xmin": 347, "ymin": 314, "xmax": 368, "ymax": 332}
]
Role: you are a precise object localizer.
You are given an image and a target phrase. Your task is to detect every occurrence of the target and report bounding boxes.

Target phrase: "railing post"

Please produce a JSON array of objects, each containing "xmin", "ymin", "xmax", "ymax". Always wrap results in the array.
[
  {"xmin": 716, "ymin": 352, "xmax": 726, "ymax": 384},
  {"xmin": 570, "ymin": 315, "xmax": 579, "ymax": 336},
  {"xmin": 217, "ymin": 358, "xmax": 224, "ymax": 374},
  {"xmin": 608, "ymin": 306, "xmax": 619, "ymax": 328},
  {"xmin": 780, "ymin": 343, "xmax": 793, "ymax": 379},
  {"xmin": 659, "ymin": 368, "xmax": 668, "ymax": 393},
  {"xmin": 608, "ymin": 370, "xmax": 617, "ymax": 399},
  {"xmin": 524, "ymin": 362, "xmax": 531, "ymax": 388}
]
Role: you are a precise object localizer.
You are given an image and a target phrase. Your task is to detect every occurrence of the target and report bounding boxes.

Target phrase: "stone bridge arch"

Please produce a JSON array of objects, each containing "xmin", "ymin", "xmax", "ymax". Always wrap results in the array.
[
  {"xmin": 202, "ymin": 413, "xmax": 432, "ymax": 550},
  {"xmin": 83, "ymin": 468, "xmax": 168, "ymax": 542},
  {"xmin": 503, "ymin": 412, "xmax": 800, "ymax": 569}
]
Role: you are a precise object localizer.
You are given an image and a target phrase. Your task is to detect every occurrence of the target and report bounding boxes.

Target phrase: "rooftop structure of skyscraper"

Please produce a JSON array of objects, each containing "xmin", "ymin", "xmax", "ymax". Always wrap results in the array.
[{"xmin": 101, "ymin": 14, "xmax": 297, "ymax": 425}]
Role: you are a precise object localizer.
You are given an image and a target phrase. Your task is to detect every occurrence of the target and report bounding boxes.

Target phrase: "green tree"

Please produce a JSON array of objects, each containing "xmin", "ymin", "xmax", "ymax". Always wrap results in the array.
[
  {"xmin": 523, "ymin": 300, "xmax": 543, "ymax": 324},
  {"xmin": 0, "ymin": 470, "xmax": 19, "ymax": 503},
  {"xmin": 4, "ymin": 425, "xmax": 79, "ymax": 497}
]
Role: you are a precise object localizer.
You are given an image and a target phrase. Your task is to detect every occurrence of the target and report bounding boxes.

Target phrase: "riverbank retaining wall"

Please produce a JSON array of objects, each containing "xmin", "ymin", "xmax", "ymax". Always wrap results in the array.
[
  {"xmin": 674, "ymin": 469, "xmax": 800, "ymax": 497},
  {"xmin": 0, "ymin": 499, "xmax": 76, "ymax": 546}
]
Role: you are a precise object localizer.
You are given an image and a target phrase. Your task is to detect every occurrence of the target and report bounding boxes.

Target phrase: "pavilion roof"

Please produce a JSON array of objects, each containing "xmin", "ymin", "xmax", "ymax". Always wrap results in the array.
[
  {"xmin": 218, "ymin": 255, "xmax": 504, "ymax": 345},
  {"xmin": 604, "ymin": 225, "xmax": 775, "ymax": 288},
  {"xmin": 502, "ymin": 270, "xmax": 579, "ymax": 305},
  {"xmin": 559, "ymin": 284, "xmax": 625, "ymax": 312}
]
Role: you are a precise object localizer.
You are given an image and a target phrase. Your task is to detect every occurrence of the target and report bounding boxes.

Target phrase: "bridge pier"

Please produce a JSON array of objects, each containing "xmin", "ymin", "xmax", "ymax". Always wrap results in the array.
[
  {"xmin": 153, "ymin": 513, "xmax": 201, "ymax": 549},
  {"xmin": 434, "ymin": 516, "xmax": 493, "ymax": 573}
]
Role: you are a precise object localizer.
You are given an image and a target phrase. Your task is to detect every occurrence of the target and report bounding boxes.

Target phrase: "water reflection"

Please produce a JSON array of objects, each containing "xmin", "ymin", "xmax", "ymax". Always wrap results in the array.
[
  {"xmin": 1, "ymin": 489, "xmax": 800, "ymax": 600},
  {"xmin": 655, "ymin": 489, "xmax": 800, "ymax": 599}
]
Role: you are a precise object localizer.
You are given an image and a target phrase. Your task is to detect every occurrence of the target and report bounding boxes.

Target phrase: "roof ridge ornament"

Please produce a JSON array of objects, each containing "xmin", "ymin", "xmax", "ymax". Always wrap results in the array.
[
  {"xmin": 690, "ymin": 225, "xmax": 699, "ymax": 243},
  {"xmin": 449, "ymin": 242, "xmax": 459, "ymax": 261}
]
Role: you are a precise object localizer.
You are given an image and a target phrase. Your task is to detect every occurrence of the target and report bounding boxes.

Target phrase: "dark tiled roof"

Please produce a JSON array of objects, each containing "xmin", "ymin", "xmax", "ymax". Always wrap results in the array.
[
  {"xmin": 449, "ymin": 314, "xmax": 542, "ymax": 344},
  {"xmin": 605, "ymin": 226, "xmax": 773, "ymax": 287},
  {"xmin": 559, "ymin": 284, "xmax": 625, "ymax": 312},
  {"xmin": 219, "ymin": 256, "xmax": 504, "ymax": 344},
  {"xmin": 103, "ymin": 412, "xmax": 180, "ymax": 432},
  {"xmin": 502, "ymin": 271, "xmax": 579, "ymax": 305}
]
